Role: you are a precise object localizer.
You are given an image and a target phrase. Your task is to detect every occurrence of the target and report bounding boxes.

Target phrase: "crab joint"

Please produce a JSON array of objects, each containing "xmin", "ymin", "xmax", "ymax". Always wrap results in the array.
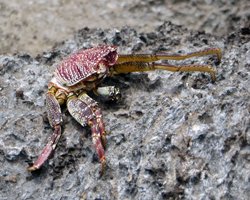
[{"xmin": 55, "ymin": 89, "xmax": 67, "ymax": 105}]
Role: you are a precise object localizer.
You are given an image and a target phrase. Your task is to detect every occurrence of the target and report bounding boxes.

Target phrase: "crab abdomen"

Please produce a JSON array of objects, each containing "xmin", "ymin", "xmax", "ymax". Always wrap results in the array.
[{"xmin": 55, "ymin": 45, "xmax": 118, "ymax": 86}]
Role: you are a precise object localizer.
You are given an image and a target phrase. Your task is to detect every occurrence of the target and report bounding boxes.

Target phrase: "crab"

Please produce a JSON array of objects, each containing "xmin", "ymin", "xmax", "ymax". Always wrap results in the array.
[{"xmin": 27, "ymin": 45, "xmax": 221, "ymax": 175}]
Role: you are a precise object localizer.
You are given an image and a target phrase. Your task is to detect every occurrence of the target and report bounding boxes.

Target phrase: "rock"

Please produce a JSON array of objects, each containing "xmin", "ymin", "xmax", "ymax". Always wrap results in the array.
[{"xmin": 0, "ymin": 21, "xmax": 249, "ymax": 200}]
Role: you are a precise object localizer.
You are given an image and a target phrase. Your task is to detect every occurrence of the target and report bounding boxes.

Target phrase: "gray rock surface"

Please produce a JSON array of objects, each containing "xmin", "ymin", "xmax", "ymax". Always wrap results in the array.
[
  {"xmin": 1, "ymin": 0, "xmax": 249, "ymax": 55},
  {"xmin": 0, "ymin": 22, "xmax": 249, "ymax": 199}
]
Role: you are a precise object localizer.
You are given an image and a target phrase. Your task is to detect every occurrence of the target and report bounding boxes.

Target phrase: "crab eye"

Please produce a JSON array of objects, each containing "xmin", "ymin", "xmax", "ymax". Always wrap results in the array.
[{"xmin": 104, "ymin": 51, "xmax": 118, "ymax": 65}]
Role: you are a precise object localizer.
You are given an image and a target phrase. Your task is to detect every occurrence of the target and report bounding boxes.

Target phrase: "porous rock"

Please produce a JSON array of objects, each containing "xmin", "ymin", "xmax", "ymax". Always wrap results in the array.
[{"xmin": 0, "ymin": 22, "xmax": 249, "ymax": 200}]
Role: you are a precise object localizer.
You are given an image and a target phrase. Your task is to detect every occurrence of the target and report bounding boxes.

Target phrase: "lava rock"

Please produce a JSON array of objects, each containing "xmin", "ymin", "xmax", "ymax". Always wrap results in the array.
[{"xmin": 0, "ymin": 21, "xmax": 249, "ymax": 200}]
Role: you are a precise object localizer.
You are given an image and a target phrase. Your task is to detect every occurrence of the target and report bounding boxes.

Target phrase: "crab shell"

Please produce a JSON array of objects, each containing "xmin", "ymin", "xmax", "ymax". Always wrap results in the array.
[{"xmin": 54, "ymin": 45, "xmax": 118, "ymax": 87}]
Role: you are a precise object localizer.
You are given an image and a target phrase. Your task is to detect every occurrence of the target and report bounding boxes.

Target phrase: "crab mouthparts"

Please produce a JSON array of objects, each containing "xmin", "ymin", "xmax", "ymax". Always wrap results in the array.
[{"xmin": 97, "ymin": 63, "xmax": 107, "ymax": 74}]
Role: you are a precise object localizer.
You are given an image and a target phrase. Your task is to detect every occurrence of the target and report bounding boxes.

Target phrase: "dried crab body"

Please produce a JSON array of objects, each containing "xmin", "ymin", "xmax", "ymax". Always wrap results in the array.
[{"xmin": 28, "ymin": 45, "xmax": 221, "ymax": 175}]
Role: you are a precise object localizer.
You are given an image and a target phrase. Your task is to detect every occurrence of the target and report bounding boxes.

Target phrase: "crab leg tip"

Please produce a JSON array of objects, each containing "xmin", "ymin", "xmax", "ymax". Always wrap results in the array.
[
  {"xmin": 27, "ymin": 165, "xmax": 38, "ymax": 172},
  {"xmin": 99, "ymin": 157, "xmax": 106, "ymax": 176}
]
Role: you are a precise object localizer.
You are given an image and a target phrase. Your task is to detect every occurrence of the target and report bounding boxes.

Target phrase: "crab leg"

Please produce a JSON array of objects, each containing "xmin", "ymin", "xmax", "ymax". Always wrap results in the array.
[
  {"xmin": 28, "ymin": 91, "xmax": 62, "ymax": 171},
  {"xmin": 67, "ymin": 93, "xmax": 106, "ymax": 175},
  {"xmin": 112, "ymin": 62, "xmax": 217, "ymax": 81},
  {"xmin": 117, "ymin": 48, "xmax": 222, "ymax": 63},
  {"xmin": 77, "ymin": 93, "xmax": 108, "ymax": 148}
]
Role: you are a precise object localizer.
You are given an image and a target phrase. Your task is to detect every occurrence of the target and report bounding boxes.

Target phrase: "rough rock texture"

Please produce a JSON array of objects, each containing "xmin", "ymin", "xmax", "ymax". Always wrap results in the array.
[
  {"xmin": 0, "ymin": 22, "xmax": 249, "ymax": 199},
  {"xmin": 1, "ymin": 0, "xmax": 249, "ymax": 55}
]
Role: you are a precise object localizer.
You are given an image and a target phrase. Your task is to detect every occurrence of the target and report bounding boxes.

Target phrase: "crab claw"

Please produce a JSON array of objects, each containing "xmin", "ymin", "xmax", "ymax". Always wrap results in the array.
[{"xmin": 95, "ymin": 86, "xmax": 121, "ymax": 102}]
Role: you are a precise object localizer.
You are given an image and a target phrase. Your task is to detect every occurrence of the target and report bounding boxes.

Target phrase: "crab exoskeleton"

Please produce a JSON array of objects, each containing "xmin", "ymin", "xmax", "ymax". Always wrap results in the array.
[{"xmin": 27, "ymin": 45, "xmax": 221, "ymax": 175}]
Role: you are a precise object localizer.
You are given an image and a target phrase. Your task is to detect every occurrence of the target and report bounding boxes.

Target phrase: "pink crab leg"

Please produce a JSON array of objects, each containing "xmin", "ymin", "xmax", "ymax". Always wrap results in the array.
[
  {"xmin": 67, "ymin": 93, "xmax": 106, "ymax": 175},
  {"xmin": 93, "ymin": 108, "xmax": 107, "ymax": 148},
  {"xmin": 78, "ymin": 93, "xmax": 108, "ymax": 148},
  {"xmin": 28, "ymin": 91, "xmax": 62, "ymax": 171},
  {"xmin": 89, "ymin": 118, "xmax": 106, "ymax": 175}
]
